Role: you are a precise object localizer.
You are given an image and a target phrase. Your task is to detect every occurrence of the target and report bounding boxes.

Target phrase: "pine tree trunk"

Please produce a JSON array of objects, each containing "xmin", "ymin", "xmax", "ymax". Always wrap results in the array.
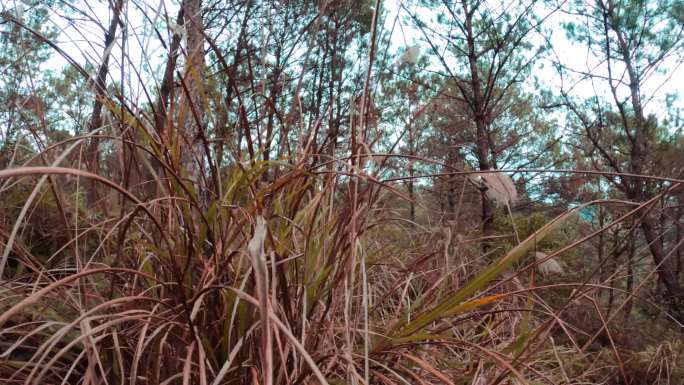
[
  {"xmin": 677, "ymin": 206, "xmax": 682, "ymax": 281},
  {"xmin": 604, "ymin": 3, "xmax": 683, "ymax": 320},
  {"xmin": 182, "ymin": 0, "xmax": 207, "ymax": 181},
  {"xmin": 462, "ymin": 0, "xmax": 494, "ymax": 242},
  {"xmin": 624, "ymin": 232, "xmax": 635, "ymax": 321},
  {"xmin": 641, "ymin": 217, "xmax": 683, "ymax": 312},
  {"xmin": 87, "ymin": 0, "xmax": 123, "ymax": 203}
]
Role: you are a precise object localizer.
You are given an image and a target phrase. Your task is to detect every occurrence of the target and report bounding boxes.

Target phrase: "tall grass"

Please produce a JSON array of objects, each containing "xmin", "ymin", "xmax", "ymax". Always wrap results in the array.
[{"xmin": 3, "ymin": 144, "xmax": 673, "ymax": 384}]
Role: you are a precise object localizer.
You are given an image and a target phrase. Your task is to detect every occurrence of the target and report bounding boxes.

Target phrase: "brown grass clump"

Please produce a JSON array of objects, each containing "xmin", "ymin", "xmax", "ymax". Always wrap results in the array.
[{"xmin": 0, "ymin": 156, "xmax": 635, "ymax": 384}]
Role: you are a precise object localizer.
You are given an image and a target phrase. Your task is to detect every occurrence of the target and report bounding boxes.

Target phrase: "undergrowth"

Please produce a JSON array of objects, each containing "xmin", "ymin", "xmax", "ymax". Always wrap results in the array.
[{"xmin": 2, "ymin": 147, "xmax": 679, "ymax": 384}]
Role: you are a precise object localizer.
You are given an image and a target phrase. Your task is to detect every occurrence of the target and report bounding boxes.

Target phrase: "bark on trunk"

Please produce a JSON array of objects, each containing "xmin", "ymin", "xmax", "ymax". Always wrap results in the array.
[
  {"xmin": 604, "ymin": 0, "xmax": 683, "ymax": 318},
  {"xmin": 154, "ymin": 7, "xmax": 184, "ymax": 138},
  {"xmin": 641, "ymin": 217, "xmax": 682, "ymax": 306},
  {"xmin": 87, "ymin": 0, "xmax": 123, "ymax": 203},
  {"xmin": 462, "ymin": 0, "xmax": 494, "ymax": 242},
  {"xmin": 624, "ymin": 232, "xmax": 635, "ymax": 321},
  {"xmin": 677, "ymin": 206, "xmax": 682, "ymax": 281},
  {"xmin": 181, "ymin": 0, "xmax": 207, "ymax": 180}
]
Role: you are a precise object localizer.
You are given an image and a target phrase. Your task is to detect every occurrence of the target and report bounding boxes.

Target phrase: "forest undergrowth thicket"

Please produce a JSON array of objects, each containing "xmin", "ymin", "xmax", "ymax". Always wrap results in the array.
[{"xmin": 1, "ymin": 1, "xmax": 683, "ymax": 384}]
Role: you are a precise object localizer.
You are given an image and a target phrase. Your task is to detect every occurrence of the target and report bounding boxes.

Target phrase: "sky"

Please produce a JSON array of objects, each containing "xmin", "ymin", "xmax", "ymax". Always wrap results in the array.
[
  {"xmin": 381, "ymin": 0, "xmax": 684, "ymax": 120},
  {"xmin": 6, "ymin": 0, "xmax": 684, "ymax": 124}
]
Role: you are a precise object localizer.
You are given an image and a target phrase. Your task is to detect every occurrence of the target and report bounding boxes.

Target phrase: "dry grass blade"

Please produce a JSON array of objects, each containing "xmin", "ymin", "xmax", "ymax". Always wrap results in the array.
[
  {"xmin": 0, "ymin": 137, "xmax": 84, "ymax": 277},
  {"xmin": 228, "ymin": 287, "xmax": 330, "ymax": 385},
  {"xmin": 400, "ymin": 352, "xmax": 454, "ymax": 385},
  {"xmin": 384, "ymin": 205, "xmax": 582, "ymax": 345},
  {"xmin": 182, "ymin": 341, "xmax": 196, "ymax": 385},
  {"xmin": 248, "ymin": 215, "xmax": 273, "ymax": 385},
  {"xmin": 0, "ymin": 268, "xmax": 153, "ymax": 328}
]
